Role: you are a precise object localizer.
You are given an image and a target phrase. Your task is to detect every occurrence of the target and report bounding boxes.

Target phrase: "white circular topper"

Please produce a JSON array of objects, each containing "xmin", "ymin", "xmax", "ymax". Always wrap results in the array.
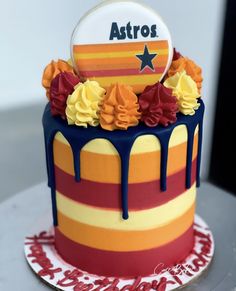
[{"xmin": 71, "ymin": 0, "xmax": 173, "ymax": 94}]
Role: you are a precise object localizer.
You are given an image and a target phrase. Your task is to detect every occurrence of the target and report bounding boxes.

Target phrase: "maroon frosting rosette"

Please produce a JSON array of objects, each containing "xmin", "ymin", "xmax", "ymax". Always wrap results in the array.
[
  {"xmin": 49, "ymin": 72, "xmax": 80, "ymax": 119},
  {"xmin": 139, "ymin": 82, "xmax": 179, "ymax": 127},
  {"xmin": 173, "ymin": 48, "xmax": 182, "ymax": 61}
]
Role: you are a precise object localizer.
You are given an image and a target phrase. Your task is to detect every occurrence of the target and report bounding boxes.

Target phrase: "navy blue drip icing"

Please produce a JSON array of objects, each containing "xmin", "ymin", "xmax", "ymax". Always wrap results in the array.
[{"xmin": 42, "ymin": 100, "xmax": 204, "ymax": 226}]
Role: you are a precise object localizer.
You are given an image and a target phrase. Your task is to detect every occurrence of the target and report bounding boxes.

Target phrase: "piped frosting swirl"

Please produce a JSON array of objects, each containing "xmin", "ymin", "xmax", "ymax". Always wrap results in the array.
[
  {"xmin": 50, "ymin": 72, "xmax": 80, "ymax": 119},
  {"xmin": 139, "ymin": 82, "xmax": 178, "ymax": 127},
  {"xmin": 42, "ymin": 59, "xmax": 74, "ymax": 99},
  {"xmin": 65, "ymin": 80, "xmax": 105, "ymax": 127},
  {"xmin": 164, "ymin": 70, "xmax": 200, "ymax": 115},
  {"xmin": 100, "ymin": 83, "xmax": 141, "ymax": 131},
  {"xmin": 167, "ymin": 56, "xmax": 203, "ymax": 93}
]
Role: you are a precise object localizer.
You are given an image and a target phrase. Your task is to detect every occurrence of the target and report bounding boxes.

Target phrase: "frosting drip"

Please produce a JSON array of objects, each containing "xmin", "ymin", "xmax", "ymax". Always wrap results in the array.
[
  {"xmin": 139, "ymin": 82, "xmax": 178, "ymax": 127},
  {"xmin": 43, "ymin": 100, "xmax": 204, "ymax": 225},
  {"xmin": 65, "ymin": 80, "xmax": 106, "ymax": 128},
  {"xmin": 100, "ymin": 83, "xmax": 140, "ymax": 131}
]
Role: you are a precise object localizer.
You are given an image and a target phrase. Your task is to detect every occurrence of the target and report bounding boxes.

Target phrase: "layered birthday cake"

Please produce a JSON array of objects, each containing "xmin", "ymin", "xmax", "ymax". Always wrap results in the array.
[{"xmin": 42, "ymin": 0, "xmax": 204, "ymax": 279}]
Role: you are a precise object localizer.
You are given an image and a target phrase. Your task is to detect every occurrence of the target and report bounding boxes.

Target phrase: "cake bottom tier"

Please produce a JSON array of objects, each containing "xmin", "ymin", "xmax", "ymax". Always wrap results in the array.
[{"xmin": 55, "ymin": 225, "xmax": 194, "ymax": 277}]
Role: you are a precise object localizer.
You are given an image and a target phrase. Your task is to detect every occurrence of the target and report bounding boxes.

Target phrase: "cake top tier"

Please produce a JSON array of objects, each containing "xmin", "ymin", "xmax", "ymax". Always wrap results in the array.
[{"xmin": 42, "ymin": 0, "xmax": 203, "ymax": 131}]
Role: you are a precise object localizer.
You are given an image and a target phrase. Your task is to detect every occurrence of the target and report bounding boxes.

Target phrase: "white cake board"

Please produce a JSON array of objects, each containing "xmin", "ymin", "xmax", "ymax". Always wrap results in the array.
[{"xmin": 24, "ymin": 214, "xmax": 214, "ymax": 291}]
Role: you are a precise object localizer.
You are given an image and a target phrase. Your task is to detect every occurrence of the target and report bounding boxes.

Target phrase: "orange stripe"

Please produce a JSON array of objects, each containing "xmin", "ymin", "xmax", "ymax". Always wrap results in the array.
[
  {"xmin": 74, "ymin": 56, "xmax": 168, "ymax": 71},
  {"xmin": 74, "ymin": 55, "xmax": 168, "ymax": 67},
  {"xmin": 73, "ymin": 40, "xmax": 168, "ymax": 53},
  {"xmin": 53, "ymin": 135, "xmax": 198, "ymax": 183},
  {"xmin": 168, "ymin": 134, "xmax": 198, "ymax": 173},
  {"xmin": 57, "ymin": 203, "xmax": 195, "ymax": 251}
]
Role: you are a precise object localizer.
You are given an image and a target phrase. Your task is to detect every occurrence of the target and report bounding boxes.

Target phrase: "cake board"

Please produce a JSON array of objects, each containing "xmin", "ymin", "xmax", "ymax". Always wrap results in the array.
[{"xmin": 24, "ymin": 214, "xmax": 214, "ymax": 291}]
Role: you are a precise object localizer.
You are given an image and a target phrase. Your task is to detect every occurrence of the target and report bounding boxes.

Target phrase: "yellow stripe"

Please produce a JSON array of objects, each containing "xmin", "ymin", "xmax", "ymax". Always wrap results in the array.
[
  {"xmin": 74, "ymin": 49, "xmax": 168, "ymax": 60},
  {"xmin": 90, "ymin": 74, "xmax": 162, "ymax": 87},
  {"xmin": 57, "ymin": 204, "xmax": 195, "ymax": 251},
  {"xmin": 55, "ymin": 125, "xmax": 198, "ymax": 155},
  {"xmin": 56, "ymin": 184, "xmax": 196, "ymax": 231}
]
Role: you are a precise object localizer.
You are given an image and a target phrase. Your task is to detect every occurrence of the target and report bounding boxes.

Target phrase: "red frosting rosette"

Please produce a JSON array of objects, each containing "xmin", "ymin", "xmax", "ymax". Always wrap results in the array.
[
  {"xmin": 173, "ymin": 48, "xmax": 182, "ymax": 61},
  {"xmin": 139, "ymin": 82, "xmax": 179, "ymax": 127},
  {"xmin": 50, "ymin": 72, "xmax": 80, "ymax": 119},
  {"xmin": 42, "ymin": 59, "xmax": 74, "ymax": 99}
]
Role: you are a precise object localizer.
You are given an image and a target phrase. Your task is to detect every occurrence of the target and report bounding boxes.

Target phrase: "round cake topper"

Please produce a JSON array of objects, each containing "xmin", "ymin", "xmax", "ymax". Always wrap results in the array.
[{"xmin": 71, "ymin": 0, "xmax": 173, "ymax": 94}]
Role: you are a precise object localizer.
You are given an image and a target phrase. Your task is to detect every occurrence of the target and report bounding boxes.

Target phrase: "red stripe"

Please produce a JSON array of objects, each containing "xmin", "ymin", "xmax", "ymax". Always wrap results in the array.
[
  {"xmin": 55, "ymin": 225, "xmax": 194, "ymax": 277},
  {"xmin": 78, "ymin": 67, "xmax": 165, "ymax": 78},
  {"xmin": 55, "ymin": 158, "xmax": 197, "ymax": 210}
]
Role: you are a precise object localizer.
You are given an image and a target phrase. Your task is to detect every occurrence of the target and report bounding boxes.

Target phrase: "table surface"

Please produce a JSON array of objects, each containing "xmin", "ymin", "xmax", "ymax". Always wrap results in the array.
[{"xmin": 0, "ymin": 182, "xmax": 236, "ymax": 291}]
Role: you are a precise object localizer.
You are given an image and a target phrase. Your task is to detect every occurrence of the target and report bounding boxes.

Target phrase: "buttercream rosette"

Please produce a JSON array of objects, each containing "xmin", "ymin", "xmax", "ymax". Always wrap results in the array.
[
  {"xmin": 100, "ymin": 83, "xmax": 141, "ymax": 131},
  {"xmin": 42, "ymin": 49, "xmax": 203, "ymax": 129},
  {"xmin": 65, "ymin": 80, "xmax": 106, "ymax": 128},
  {"xmin": 42, "ymin": 59, "xmax": 74, "ymax": 99},
  {"xmin": 173, "ymin": 48, "xmax": 182, "ymax": 61},
  {"xmin": 49, "ymin": 72, "xmax": 80, "ymax": 119},
  {"xmin": 139, "ymin": 82, "xmax": 179, "ymax": 127},
  {"xmin": 164, "ymin": 70, "xmax": 200, "ymax": 115},
  {"xmin": 167, "ymin": 55, "xmax": 203, "ymax": 93}
]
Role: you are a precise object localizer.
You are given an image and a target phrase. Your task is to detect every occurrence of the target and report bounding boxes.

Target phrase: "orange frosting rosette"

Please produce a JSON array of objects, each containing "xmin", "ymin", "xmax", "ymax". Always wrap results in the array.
[
  {"xmin": 42, "ymin": 59, "xmax": 74, "ymax": 99},
  {"xmin": 166, "ymin": 57, "xmax": 203, "ymax": 93},
  {"xmin": 100, "ymin": 83, "xmax": 141, "ymax": 131}
]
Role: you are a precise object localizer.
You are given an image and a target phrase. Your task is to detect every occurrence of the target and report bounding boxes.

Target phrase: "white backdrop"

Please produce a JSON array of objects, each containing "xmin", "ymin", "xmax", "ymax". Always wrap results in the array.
[{"xmin": 0, "ymin": 0, "xmax": 226, "ymax": 178}]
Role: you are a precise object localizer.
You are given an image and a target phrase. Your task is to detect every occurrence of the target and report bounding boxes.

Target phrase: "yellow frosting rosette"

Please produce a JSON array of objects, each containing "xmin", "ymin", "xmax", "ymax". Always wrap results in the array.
[
  {"xmin": 65, "ymin": 80, "xmax": 106, "ymax": 127},
  {"xmin": 166, "ymin": 57, "xmax": 203, "ymax": 93},
  {"xmin": 164, "ymin": 70, "xmax": 200, "ymax": 115}
]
